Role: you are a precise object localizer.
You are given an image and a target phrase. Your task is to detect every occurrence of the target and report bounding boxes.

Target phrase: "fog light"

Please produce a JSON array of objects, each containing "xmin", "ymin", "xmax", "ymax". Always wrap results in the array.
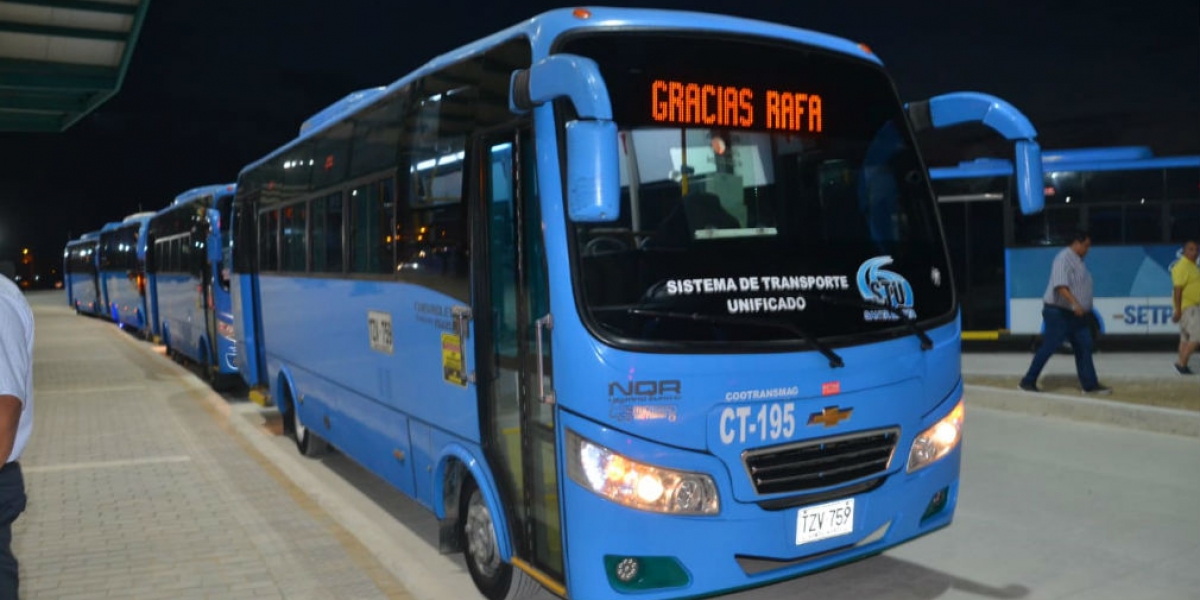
[
  {"xmin": 615, "ymin": 557, "xmax": 639, "ymax": 582},
  {"xmin": 604, "ymin": 555, "xmax": 690, "ymax": 591},
  {"xmin": 921, "ymin": 486, "xmax": 949, "ymax": 521}
]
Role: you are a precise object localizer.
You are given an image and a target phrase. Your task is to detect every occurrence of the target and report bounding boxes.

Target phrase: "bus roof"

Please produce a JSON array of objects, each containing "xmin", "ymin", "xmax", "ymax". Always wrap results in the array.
[
  {"xmin": 241, "ymin": 6, "xmax": 879, "ymax": 177},
  {"xmin": 1042, "ymin": 146, "xmax": 1153, "ymax": 163},
  {"xmin": 122, "ymin": 211, "xmax": 156, "ymax": 223},
  {"xmin": 172, "ymin": 183, "xmax": 237, "ymax": 206},
  {"xmin": 931, "ymin": 147, "xmax": 1200, "ymax": 180},
  {"xmin": 68, "ymin": 231, "xmax": 101, "ymax": 245}
]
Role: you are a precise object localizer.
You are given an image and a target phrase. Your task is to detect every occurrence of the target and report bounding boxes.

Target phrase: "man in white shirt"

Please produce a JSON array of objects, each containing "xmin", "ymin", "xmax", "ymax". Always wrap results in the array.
[
  {"xmin": 0, "ymin": 261, "xmax": 33, "ymax": 599},
  {"xmin": 1018, "ymin": 231, "xmax": 1112, "ymax": 395}
]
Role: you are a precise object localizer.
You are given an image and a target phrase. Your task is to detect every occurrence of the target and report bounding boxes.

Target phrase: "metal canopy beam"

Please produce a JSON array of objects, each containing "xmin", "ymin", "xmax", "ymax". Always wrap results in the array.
[
  {"xmin": 0, "ymin": 90, "xmax": 92, "ymax": 112},
  {"xmin": 0, "ymin": 0, "xmax": 150, "ymax": 132},
  {"xmin": 0, "ymin": 20, "xmax": 131, "ymax": 42},
  {"xmin": 0, "ymin": 59, "xmax": 119, "ymax": 91},
  {"xmin": 3, "ymin": 0, "xmax": 139, "ymax": 15},
  {"xmin": 0, "ymin": 112, "xmax": 65, "ymax": 131}
]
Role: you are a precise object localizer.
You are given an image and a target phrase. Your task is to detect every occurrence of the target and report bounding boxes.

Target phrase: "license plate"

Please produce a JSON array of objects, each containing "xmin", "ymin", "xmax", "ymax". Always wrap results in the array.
[{"xmin": 795, "ymin": 498, "xmax": 855, "ymax": 545}]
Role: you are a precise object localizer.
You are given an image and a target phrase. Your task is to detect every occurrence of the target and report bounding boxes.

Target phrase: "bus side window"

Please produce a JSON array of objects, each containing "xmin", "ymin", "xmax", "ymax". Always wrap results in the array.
[
  {"xmin": 280, "ymin": 202, "xmax": 308, "ymax": 272},
  {"xmin": 1171, "ymin": 202, "xmax": 1200, "ymax": 241},
  {"xmin": 395, "ymin": 87, "xmax": 471, "ymax": 301},
  {"xmin": 259, "ymin": 209, "xmax": 279, "ymax": 271},
  {"xmin": 349, "ymin": 178, "xmax": 396, "ymax": 275},
  {"xmin": 311, "ymin": 192, "xmax": 344, "ymax": 273}
]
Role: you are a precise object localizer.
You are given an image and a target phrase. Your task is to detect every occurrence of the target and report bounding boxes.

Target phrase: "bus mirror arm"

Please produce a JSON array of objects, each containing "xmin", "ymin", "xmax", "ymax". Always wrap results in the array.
[
  {"xmin": 510, "ymin": 54, "xmax": 611, "ymax": 120},
  {"xmin": 511, "ymin": 54, "xmax": 621, "ymax": 223},
  {"xmin": 908, "ymin": 92, "xmax": 1045, "ymax": 216}
]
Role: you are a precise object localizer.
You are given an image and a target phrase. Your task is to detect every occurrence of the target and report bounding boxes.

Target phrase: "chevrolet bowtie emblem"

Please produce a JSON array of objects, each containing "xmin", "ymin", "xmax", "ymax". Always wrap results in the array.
[{"xmin": 808, "ymin": 406, "xmax": 853, "ymax": 428}]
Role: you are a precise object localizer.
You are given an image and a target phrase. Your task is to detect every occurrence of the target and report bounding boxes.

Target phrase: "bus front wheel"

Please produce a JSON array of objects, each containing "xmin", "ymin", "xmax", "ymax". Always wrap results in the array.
[
  {"xmin": 459, "ymin": 477, "xmax": 538, "ymax": 600},
  {"xmin": 286, "ymin": 387, "xmax": 327, "ymax": 458}
]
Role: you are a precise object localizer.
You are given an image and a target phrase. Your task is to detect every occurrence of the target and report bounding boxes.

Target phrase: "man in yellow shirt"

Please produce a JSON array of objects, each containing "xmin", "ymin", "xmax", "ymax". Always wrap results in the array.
[{"xmin": 1171, "ymin": 239, "xmax": 1200, "ymax": 374}]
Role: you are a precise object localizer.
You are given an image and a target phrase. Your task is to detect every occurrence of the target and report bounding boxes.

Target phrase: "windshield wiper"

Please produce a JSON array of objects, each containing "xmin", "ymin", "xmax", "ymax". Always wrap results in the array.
[
  {"xmin": 627, "ymin": 308, "xmax": 844, "ymax": 368},
  {"xmin": 816, "ymin": 294, "xmax": 933, "ymax": 351}
]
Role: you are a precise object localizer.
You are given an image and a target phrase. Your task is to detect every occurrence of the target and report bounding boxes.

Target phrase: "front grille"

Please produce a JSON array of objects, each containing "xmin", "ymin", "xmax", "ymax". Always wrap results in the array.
[{"xmin": 743, "ymin": 428, "xmax": 899, "ymax": 495}]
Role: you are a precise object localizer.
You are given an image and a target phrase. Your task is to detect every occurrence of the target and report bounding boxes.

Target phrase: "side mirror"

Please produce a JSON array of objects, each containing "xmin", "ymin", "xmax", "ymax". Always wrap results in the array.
[
  {"xmin": 910, "ymin": 92, "xmax": 1045, "ymax": 215},
  {"xmin": 511, "ymin": 54, "xmax": 621, "ymax": 222},
  {"xmin": 1011, "ymin": 139, "xmax": 1044, "ymax": 216},
  {"xmin": 566, "ymin": 121, "xmax": 620, "ymax": 222}
]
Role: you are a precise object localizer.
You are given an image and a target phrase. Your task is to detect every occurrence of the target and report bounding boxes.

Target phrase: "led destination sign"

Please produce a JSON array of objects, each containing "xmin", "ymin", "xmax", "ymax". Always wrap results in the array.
[{"xmin": 650, "ymin": 79, "xmax": 823, "ymax": 133}]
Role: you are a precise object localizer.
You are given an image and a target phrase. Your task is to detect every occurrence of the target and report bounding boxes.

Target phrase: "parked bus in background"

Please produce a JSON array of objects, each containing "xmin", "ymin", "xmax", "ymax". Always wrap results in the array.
[
  {"xmin": 97, "ymin": 211, "xmax": 155, "ymax": 333},
  {"xmin": 932, "ymin": 146, "xmax": 1200, "ymax": 342},
  {"xmin": 64, "ymin": 231, "xmax": 102, "ymax": 315},
  {"xmin": 231, "ymin": 8, "xmax": 1045, "ymax": 599},
  {"xmin": 146, "ymin": 184, "xmax": 239, "ymax": 389}
]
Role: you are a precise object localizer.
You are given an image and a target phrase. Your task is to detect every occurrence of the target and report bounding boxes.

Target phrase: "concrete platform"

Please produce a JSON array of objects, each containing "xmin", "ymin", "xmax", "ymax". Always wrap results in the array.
[
  {"xmin": 15, "ymin": 292, "xmax": 415, "ymax": 600},
  {"xmin": 963, "ymin": 351, "xmax": 1200, "ymax": 438}
]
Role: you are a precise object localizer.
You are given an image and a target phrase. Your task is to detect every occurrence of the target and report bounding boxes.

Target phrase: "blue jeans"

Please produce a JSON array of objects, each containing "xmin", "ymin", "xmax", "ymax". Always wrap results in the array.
[
  {"xmin": 1021, "ymin": 305, "xmax": 1101, "ymax": 390},
  {"xmin": 0, "ymin": 462, "xmax": 24, "ymax": 600}
]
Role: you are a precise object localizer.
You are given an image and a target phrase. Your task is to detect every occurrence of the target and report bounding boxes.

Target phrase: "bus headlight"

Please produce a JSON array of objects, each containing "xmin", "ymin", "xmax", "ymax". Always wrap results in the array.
[
  {"xmin": 566, "ymin": 430, "xmax": 718, "ymax": 515},
  {"xmin": 907, "ymin": 400, "xmax": 964, "ymax": 473}
]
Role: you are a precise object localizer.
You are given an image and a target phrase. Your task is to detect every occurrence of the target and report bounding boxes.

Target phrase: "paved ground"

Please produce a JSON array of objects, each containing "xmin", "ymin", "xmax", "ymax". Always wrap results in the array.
[{"xmin": 15, "ymin": 294, "xmax": 412, "ymax": 600}]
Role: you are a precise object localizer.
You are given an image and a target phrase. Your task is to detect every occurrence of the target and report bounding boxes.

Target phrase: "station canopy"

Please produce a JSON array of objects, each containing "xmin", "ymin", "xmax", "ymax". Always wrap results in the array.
[{"xmin": 0, "ymin": 0, "xmax": 149, "ymax": 132}]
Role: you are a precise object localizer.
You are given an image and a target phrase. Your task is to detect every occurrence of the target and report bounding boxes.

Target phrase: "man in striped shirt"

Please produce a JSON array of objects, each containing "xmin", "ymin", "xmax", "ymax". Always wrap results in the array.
[{"xmin": 1019, "ymin": 230, "xmax": 1112, "ymax": 394}]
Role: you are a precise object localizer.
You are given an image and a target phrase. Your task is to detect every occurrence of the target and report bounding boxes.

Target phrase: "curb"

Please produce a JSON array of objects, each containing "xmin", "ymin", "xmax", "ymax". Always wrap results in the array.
[{"xmin": 964, "ymin": 384, "xmax": 1200, "ymax": 438}]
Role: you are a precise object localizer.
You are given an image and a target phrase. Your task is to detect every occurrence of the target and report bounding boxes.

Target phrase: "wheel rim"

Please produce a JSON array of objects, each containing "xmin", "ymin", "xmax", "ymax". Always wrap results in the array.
[
  {"xmin": 293, "ymin": 401, "xmax": 307, "ymax": 445},
  {"xmin": 465, "ymin": 489, "xmax": 501, "ymax": 578}
]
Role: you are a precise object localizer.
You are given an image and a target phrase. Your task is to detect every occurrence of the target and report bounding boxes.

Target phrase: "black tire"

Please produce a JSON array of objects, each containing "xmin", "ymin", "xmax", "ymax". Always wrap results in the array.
[
  {"xmin": 205, "ymin": 364, "xmax": 236, "ymax": 392},
  {"xmin": 287, "ymin": 385, "xmax": 327, "ymax": 458},
  {"xmin": 459, "ymin": 478, "xmax": 540, "ymax": 600}
]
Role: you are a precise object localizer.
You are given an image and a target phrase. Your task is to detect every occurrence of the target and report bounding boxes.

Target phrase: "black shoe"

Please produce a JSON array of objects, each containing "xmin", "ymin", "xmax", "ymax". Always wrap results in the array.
[
  {"xmin": 1083, "ymin": 385, "xmax": 1112, "ymax": 396},
  {"xmin": 1174, "ymin": 363, "xmax": 1195, "ymax": 375},
  {"xmin": 1018, "ymin": 381, "xmax": 1040, "ymax": 392}
]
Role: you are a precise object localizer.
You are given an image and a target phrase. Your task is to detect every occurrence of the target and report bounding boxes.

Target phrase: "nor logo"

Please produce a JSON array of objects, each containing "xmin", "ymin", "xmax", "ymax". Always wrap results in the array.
[
  {"xmin": 608, "ymin": 380, "xmax": 681, "ymax": 398},
  {"xmin": 856, "ymin": 256, "xmax": 915, "ymax": 321}
]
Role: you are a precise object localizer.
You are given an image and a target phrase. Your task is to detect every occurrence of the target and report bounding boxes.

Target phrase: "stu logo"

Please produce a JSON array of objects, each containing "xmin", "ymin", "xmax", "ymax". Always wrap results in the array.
[{"xmin": 856, "ymin": 256, "xmax": 915, "ymax": 321}]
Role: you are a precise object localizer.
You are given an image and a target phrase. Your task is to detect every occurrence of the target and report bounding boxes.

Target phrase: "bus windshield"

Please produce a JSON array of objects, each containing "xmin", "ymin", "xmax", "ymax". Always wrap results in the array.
[{"xmin": 560, "ymin": 33, "xmax": 952, "ymax": 346}]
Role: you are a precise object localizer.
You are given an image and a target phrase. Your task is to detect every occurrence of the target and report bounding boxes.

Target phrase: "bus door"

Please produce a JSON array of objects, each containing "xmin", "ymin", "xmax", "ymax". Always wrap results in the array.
[
  {"xmin": 475, "ymin": 126, "xmax": 564, "ymax": 585},
  {"xmin": 200, "ymin": 211, "xmax": 220, "ymax": 369},
  {"xmin": 89, "ymin": 266, "xmax": 101, "ymax": 313},
  {"xmin": 939, "ymin": 194, "xmax": 1006, "ymax": 331}
]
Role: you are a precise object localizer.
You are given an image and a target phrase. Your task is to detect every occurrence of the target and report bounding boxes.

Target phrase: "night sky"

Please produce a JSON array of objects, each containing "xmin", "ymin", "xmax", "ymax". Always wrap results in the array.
[{"xmin": 1, "ymin": 0, "xmax": 1197, "ymax": 274}]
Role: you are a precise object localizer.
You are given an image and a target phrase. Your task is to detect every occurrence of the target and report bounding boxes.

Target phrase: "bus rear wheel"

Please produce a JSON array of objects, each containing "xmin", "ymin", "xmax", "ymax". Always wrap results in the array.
[{"xmin": 459, "ymin": 478, "xmax": 538, "ymax": 600}]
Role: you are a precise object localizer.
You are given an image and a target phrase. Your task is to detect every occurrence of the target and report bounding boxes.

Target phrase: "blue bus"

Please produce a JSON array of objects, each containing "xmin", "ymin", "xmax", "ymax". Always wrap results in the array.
[
  {"xmin": 97, "ymin": 211, "xmax": 156, "ymax": 333},
  {"xmin": 932, "ymin": 146, "xmax": 1200, "ymax": 341},
  {"xmin": 64, "ymin": 231, "xmax": 102, "ymax": 315},
  {"xmin": 147, "ymin": 184, "xmax": 240, "ymax": 389},
  {"xmin": 230, "ymin": 8, "xmax": 1044, "ymax": 599}
]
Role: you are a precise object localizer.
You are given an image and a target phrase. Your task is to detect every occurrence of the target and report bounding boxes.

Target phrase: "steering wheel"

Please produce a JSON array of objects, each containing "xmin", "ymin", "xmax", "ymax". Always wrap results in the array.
[{"xmin": 583, "ymin": 236, "xmax": 629, "ymax": 256}]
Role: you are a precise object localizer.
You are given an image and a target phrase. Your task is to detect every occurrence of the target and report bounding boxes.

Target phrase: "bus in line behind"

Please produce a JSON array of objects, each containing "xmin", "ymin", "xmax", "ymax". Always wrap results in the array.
[
  {"xmin": 97, "ymin": 211, "xmax": 155, "ymax": 334},
  {"xmin": 146, "ymin": 184, "xmax": 240, "ymax": 389},
  {"xmin": 932, "ymin": 146, "xmax": 1199, "ymax": 342},
  {"xmin": 64, "ymin": 231, "xmax": 102, "ymax": 316}
]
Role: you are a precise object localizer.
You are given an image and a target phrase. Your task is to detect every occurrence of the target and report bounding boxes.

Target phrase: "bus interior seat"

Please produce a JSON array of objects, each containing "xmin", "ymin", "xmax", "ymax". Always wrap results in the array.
[{"xmin": 682, "ymin": 192, "xmax": 739, "ymax": 230}]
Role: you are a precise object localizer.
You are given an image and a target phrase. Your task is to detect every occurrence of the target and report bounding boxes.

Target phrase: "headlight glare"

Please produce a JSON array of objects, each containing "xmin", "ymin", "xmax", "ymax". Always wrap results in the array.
[
  {"xmin": 567, "ymin": 430, "xmax": 718, "ymax": 515},
  {"xmin": 907, "ymin": 400, "xmax": 964, "ymax": 473}
]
